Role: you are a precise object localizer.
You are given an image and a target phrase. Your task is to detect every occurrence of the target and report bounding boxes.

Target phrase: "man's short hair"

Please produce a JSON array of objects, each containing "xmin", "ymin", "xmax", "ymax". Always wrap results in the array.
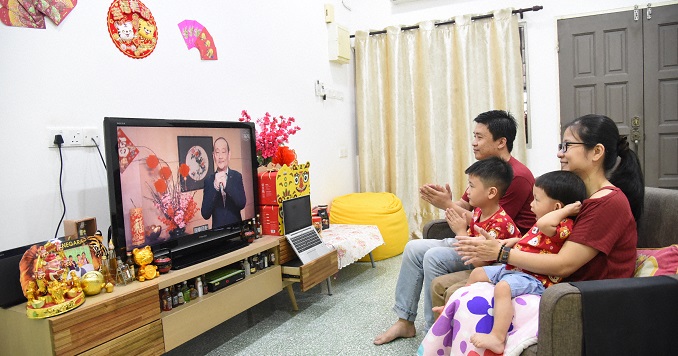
[
  {"xmin": 474, "ymin": 110, "xmax": 518, "ymax": 152},
  {"xmin": 464, "ymin": 156, "xmax": 513, "ymax": 198}
]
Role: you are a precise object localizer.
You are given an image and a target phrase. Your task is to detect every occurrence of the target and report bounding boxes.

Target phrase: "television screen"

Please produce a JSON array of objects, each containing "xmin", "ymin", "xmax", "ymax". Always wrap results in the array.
[{"xmin": 104, "ymin": 117, "xmax": 259, "ymax": 269}]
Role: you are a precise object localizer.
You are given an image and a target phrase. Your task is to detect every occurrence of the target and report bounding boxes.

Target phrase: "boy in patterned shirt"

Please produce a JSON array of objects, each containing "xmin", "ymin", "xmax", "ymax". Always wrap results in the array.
[
  {"xmin": 445, "ymin": 157, "xmax": 523, "ymax": 258},
  {"xmin": 466, "ymin": 170, "xmax": 586, "ymax": 354}
]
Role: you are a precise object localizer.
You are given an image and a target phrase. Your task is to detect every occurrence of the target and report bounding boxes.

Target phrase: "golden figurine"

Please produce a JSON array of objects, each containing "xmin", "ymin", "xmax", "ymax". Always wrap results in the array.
[{"xmin": 133, "ymin": 246, "xmax": 158, "ymax": 281}]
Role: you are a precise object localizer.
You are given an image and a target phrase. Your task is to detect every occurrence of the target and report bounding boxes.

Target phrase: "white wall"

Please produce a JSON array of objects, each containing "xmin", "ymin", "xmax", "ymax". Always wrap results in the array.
[
  {"xmin": 0, "ymin": 0, "xmax": 659, "ymax": 251},
  {"xmin": 0, "ymin": 1, "xmax": 357, "ymax": 250}
]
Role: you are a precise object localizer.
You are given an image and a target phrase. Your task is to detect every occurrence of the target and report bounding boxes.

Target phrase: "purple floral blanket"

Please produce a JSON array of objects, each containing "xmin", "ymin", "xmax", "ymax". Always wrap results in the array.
[{"xmin": 418, "ymin": 282, "xmax": 539, "ymax": 356}]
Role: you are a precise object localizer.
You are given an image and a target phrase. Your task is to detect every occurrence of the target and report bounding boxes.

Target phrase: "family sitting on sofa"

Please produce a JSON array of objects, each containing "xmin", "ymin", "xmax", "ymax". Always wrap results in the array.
[{"xmin": 373, "ymin": 110, "xmax": 678, "ymax": 355}]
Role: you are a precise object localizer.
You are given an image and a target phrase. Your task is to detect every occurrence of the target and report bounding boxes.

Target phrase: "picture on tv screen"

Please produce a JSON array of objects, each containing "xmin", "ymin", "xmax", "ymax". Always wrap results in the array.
[{"xmin": 113, "ymin": 125, "xmax": 256, "ymax": 250}]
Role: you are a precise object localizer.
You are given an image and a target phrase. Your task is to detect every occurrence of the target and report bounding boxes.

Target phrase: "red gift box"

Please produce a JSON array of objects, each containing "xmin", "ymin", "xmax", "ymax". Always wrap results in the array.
[
  {"xmin": 258, "ymin": 171, "xmax": 278, "ymax": 205},
  {"xmin": 259, "ymin": 205, "xmax": 281, "ymax": 235}
]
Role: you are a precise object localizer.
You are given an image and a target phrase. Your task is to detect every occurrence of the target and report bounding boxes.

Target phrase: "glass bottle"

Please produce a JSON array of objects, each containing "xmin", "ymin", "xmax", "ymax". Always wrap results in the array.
[
  {"xmin": 100, "ymin": 255, "xmax": 116, "ymax": 285},
  {"xmin": 171, "ymin": 285, "xmax": 179, "ymax": 307},
  {"xmin": 196, "ymin": 277, "xmax": 204, "ymax": 298},
  {"xmin": 190, "ymin": 284, "xmax": 199, "ymax": 300},
  {"xmin": 108, "ymin": 238, "xmax": 118, "ymax": 271},
  {"xmin": 176, "ymin": 284, "xmax": 184, "ymax": 305},
  {"xmin": 125, "ymin": 252, "xmax": 136, "ymax": 280},
  {"xmin": 182, "ymin": 281, "xmax": 191, "ymax": 303},
  {"xmin": 243, "ymin": 259, "xmax": 250, "ymax": 277},
  {"xmin": 117, "ymin": 256, "xmax": 131, "ymax": 285},
  {"xmin": 255, "ymin": 214, "xmax": 262, "ymax": 238},
  {"xmin": 250, "ymin": 255, "xmax": 258, "ymax": 274},
  {"xmin": 201, "ymin": 274, "xmax": 208, "ymax": 295},
  {"xmin": 161, "ymin": 288, "xmax": 172, "ymax": 311}
]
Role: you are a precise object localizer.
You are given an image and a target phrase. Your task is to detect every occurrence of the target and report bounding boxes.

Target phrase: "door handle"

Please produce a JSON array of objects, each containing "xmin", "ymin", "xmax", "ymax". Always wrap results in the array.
[{"xmin": 631, "ymin": 116, "xmax": 641, "ymax": 145}]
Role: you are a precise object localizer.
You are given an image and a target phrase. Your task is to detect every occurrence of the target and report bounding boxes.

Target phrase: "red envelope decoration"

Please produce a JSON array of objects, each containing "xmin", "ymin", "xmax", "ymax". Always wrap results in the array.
[
  {"xmin": 177, "ymin": 19, "xmax": 204, "ymax": 49},
  {"xmin": 0, "ymin": 0, "xmax": 77, "ymax": 29},
  {"xmin": 107, "ymin": 0, "xmax": 158, "ymax": 59},
  {"xmin": 194, "ymin": 27, "xmax": 217, "ymax": 60}
]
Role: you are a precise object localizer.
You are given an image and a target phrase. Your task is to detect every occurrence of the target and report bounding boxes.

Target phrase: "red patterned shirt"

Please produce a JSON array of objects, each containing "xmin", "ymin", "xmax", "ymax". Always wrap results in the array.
[
  {"xmin": 506, "ymin": 218, "xmax": 574, "ymax": 288},
  {"xmin": 468, "ymin": 206, "xmax": 521, "ymax": 241}
]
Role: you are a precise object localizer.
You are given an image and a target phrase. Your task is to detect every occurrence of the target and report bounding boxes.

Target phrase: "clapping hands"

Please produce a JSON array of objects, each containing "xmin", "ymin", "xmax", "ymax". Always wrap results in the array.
[{"xmin": 214, "ymin": 171, "xmax": 227, "ymax": 191}]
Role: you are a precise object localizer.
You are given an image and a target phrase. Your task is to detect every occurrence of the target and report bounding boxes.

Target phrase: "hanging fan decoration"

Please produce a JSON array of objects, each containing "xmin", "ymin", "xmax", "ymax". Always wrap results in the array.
[
  {"xmin": 177, "ymin": 19, "xmax": 218, "ymax": 60},
  {"xmin": 0, "ymin": 0, "xmax": 77, "ymax": 29},
  {"xmin": 107, "ymin": 0, "xmax": 157, "ymax": 59}
]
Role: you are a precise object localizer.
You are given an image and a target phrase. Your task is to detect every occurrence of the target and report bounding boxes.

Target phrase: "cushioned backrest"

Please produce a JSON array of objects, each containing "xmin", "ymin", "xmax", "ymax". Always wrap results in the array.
[{"xmin": 637, "ymin": 187, "xmax": 678, "ymax": 248}]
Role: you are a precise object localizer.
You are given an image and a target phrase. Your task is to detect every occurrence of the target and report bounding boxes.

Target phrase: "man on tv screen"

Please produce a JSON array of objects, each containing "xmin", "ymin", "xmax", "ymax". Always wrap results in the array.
[{"xmin": 201, "ymin": 137, "xmax": 247, "ymax": 228}]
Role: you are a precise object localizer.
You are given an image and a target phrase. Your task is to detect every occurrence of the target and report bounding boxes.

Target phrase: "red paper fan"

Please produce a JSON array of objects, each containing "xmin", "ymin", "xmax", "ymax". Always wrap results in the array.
[
  {"xmin": 194, "ymin": 27, "xmax": 217, "ymax": 60},
  {"xmin": 107, "ymin": 0, "xmax": 158, "ymax": 59}
]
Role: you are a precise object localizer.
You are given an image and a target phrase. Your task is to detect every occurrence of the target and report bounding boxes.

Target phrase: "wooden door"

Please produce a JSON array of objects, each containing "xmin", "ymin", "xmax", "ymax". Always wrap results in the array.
[
  {"xmin": 558, "ymin": 4, "xmax": 678, "ymax": 189},
  {"xmin": 643, "ymin": 4, "xmax": 678, "ymax": 188},
  {"xmin": 557, "ymin": 10, "xmax": 644, "ymax": 164}
]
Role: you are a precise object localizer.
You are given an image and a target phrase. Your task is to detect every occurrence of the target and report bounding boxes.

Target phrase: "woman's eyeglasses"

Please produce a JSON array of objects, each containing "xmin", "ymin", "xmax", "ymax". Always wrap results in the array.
[{"xmin": 558, "ymin": 142, "xmax": 586, "ymax": 153}]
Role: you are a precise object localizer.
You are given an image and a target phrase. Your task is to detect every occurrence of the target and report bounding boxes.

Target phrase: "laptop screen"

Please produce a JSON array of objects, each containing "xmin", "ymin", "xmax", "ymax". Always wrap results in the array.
[{"xmin": 282, "ymin": 195, "xmax": 313, "ymax": 234}]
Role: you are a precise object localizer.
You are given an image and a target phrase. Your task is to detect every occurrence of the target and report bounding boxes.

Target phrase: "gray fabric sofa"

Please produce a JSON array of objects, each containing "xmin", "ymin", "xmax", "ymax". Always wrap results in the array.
[{"xmin": 423, "ymin": 187, "xmax": 678, "ymax": 355}]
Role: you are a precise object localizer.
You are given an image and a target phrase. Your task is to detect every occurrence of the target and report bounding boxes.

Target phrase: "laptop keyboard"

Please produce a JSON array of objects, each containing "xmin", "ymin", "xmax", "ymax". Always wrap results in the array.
[{"xmin": 290, "ymin": 229, "xmax": 322, "ymax": 253}]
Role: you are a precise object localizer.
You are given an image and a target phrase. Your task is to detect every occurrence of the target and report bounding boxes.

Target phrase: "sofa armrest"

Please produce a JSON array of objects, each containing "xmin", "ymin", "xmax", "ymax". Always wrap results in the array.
[
  {"xmin": 536, "ymin": 275, "xmax": 678, "ymax": 356},
  {"xmin": 536, "ymin": 283, "xmax": 583, "ymax": 356},
  {"xmin": 423, "ymin": 219, "xmax": 456, "ymax": 240}
]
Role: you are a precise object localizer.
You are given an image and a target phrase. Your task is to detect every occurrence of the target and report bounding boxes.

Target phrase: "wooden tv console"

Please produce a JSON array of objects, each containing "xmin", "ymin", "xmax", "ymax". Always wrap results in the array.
[{"xmin": 0, "ymin": 236, "xmax": 283, "ymax": 355}]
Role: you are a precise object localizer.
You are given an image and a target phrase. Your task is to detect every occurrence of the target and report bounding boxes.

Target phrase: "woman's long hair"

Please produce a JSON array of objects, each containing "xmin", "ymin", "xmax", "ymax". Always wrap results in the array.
[{"xmin": 564, "ymin": 114, "xmax": 644, "ymax": 221}]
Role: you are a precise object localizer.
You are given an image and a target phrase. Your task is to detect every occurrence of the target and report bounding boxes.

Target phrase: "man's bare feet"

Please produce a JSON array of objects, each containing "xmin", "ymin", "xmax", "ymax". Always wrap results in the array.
[
  {"xmin": 470, "ymin": 332, "xmax": 506, "ymax": 354},
  {"xmin": 373, "ymin": 319, "xmax": 416, "ymax": 345}
]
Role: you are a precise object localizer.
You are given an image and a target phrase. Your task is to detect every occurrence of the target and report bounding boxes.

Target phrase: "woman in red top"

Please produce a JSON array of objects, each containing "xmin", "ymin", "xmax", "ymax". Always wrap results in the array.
[{"xmin": 455, "ymin": 114, "xmax": 644, "ymax": 281}]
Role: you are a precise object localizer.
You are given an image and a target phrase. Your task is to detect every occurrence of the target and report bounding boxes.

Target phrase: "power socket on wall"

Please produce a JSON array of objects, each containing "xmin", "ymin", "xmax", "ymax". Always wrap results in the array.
[{"xmin": 48, "ymin": 127, "xmax": 102, "ymax": 147}]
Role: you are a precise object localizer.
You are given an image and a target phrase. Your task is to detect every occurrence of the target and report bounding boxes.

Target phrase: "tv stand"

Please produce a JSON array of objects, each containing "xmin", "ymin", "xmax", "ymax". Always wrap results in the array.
[{"xmin": 0, "ymin": 236, "xmax": 281, "ymax": 355}]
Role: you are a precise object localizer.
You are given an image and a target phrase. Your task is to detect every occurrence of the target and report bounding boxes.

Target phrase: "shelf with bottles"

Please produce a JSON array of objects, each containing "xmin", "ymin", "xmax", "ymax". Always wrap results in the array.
[
  {"xmin": 157, "ymin": 250, "xmax": 278, "ymax": 314},
  {"xmin": 155, "ymin": 235, "xmax": 279, "ymax": 290}
]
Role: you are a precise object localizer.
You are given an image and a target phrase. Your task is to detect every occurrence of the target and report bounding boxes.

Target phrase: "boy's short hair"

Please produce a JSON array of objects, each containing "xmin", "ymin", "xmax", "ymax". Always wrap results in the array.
[
  {"xmin": 464, "ymin": 157, "xmax": 513, "ymax": 198},
  {"xmin": 535, "ymin": 171, "xmax": 586, "ymax": 205}
]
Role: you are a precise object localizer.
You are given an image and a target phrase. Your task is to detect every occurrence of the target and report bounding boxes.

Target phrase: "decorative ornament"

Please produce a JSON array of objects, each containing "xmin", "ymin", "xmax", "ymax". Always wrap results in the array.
[
  {"xmin": 20, "ymin": 239, "xmax": 85, "ymax": 319},
  {"xmin": 107, "ymin": 0, "xmax": 157, "ymax": 59},
  {"xmin": 0, "ymin": 0, "xmax": 78, "ymax": 29},
  {"xmin": 177, "ymin": 19, "xmax": 218, "ymax": 60},
  {"xmin": 132, "ymin": 246, "xmax": 157, "ymax": 281}
]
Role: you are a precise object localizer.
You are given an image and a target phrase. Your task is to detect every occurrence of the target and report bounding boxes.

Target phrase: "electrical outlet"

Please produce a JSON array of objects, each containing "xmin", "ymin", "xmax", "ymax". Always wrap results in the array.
[
  {"xmin": 48, "ymin": 128, "xmax": 83, "ymax": 147},
  {"xmin": 66, "ymin": 129, "xmax": 83, "ymax": 146},
  {"xmin": 83, "ymin": 128, "xmax": 103, "ymax": 147}
]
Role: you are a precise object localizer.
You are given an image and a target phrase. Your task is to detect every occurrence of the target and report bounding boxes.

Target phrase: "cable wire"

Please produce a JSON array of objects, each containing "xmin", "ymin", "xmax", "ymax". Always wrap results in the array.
[
  {"xmin": 54, "ymin": 144, "xmax": 66, "ymax": 239},
  {"xmin": 93, "ymin": 138, "xmax": 107, "ymax": 170}
]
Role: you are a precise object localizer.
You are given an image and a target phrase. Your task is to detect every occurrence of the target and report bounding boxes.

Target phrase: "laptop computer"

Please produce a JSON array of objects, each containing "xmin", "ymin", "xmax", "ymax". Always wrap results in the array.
[{"xmin": 282, "ymin": 195, "xmax": 333, "ymax": 264}]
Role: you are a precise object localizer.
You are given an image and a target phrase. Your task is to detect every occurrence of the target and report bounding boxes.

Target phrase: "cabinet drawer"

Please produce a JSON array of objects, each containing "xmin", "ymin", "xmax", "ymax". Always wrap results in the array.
[
  {"xmin": 281, "ymin": 250, "xmax": 338, "ymax": 292},
  {"xmin": 78, "ymin": 319, "xmax": 164, "ymax": 356},
  {"xmin": 51, "ymin": 283, "xmax": 161, "ymax": 355}
]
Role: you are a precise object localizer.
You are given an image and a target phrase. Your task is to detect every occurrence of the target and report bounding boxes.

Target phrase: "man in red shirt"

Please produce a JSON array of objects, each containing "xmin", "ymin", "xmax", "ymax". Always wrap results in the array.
[{"xmin": 375, "ymin": 110, "xmax": 536, "ymax": 345}]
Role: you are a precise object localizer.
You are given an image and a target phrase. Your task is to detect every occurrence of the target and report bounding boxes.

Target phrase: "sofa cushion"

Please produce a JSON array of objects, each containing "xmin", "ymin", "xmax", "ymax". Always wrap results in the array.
[{"xmin": 634, "ymin": 245, "xmax": 678, "ymax": 277}]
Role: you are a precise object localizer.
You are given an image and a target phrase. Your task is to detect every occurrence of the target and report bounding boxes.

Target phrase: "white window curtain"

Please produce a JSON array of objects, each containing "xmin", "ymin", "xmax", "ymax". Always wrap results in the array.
[{"xmin": 354, "ymin": 8, "xmax": 525, "ymax": 238}]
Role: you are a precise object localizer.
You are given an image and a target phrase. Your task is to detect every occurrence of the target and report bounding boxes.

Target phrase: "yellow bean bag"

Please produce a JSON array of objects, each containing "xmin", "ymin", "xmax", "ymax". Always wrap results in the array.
[{"xmin": 330, "ymin": 192, "xmax": 409, "ymax": 261}]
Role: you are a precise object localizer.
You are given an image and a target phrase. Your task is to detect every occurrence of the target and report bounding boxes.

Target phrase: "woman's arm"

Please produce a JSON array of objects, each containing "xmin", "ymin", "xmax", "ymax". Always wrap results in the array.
[{"xmin": 454, "ymin": 226, "xmax": 599, "ymax": 277}]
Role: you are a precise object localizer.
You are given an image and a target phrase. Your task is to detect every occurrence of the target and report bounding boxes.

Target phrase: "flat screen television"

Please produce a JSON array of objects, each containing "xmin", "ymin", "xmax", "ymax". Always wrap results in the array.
[{"xmin": 103, "ymin": 117, "xmax": 259, "ymax": 269}]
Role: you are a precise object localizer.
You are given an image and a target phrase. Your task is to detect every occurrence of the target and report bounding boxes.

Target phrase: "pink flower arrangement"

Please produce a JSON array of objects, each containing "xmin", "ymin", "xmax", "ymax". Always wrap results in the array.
[{"xmin": 239, "ymin": 110, "xmax": 300, "ymax": 166}]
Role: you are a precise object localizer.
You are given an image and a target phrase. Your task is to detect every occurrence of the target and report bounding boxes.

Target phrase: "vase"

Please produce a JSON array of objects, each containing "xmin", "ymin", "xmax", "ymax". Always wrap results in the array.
[{"xmin": 169, "ymin": 227, "xmax": 186, "ymax": 239}]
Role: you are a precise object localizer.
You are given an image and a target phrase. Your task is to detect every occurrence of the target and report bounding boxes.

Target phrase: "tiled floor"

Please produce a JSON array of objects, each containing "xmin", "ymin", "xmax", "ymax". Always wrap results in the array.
[{"xmin": 165, "ymin": 253, "xmax": 426, "ymax": 355}]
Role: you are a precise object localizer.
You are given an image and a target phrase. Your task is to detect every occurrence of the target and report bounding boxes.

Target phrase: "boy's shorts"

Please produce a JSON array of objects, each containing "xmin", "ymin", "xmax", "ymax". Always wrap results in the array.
[{"xmin": 482, "ymin": 264, "xmax": 545, "ymax": 298}]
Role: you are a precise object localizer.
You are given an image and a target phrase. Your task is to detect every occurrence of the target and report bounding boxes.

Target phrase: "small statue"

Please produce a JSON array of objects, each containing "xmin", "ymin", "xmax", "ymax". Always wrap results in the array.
[{"xmin": 133, "ymin": 246, "xmax": 158, "ymax": 282}]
